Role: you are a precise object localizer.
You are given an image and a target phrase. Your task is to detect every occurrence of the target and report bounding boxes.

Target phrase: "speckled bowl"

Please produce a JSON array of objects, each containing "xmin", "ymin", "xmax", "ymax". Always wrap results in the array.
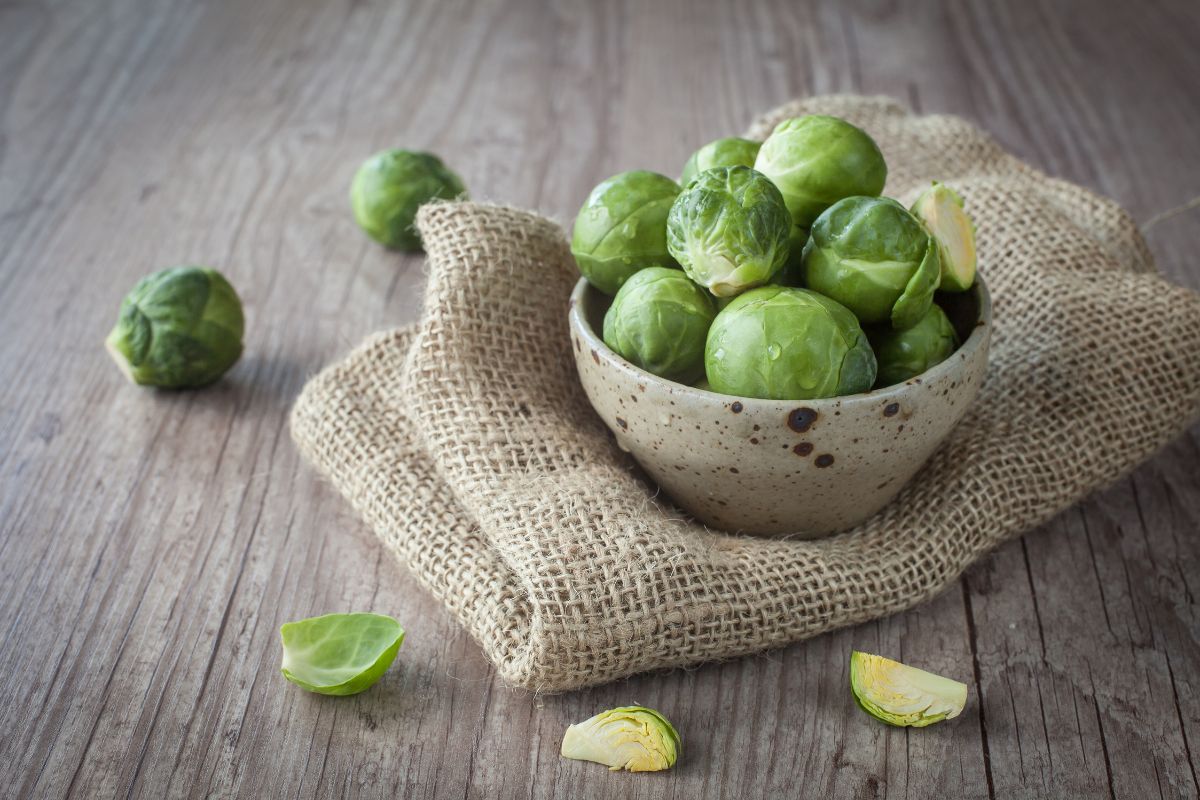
[{"xmin": 569, "ymin": 277, "xmax": 992, "ymax": 538}]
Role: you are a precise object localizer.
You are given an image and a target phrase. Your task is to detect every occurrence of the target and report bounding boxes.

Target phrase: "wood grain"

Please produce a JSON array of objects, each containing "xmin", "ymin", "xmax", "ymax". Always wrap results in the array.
[{"xmin": 1, "ymin": 0, "xmax": 1197, "ymax": 797}]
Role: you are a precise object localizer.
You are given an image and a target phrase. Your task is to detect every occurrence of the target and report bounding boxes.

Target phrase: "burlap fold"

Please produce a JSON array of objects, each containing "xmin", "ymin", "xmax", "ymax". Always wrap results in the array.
[{"xmin": 290, "ymin": 96, "xmax": 1200, "ymax": 692}]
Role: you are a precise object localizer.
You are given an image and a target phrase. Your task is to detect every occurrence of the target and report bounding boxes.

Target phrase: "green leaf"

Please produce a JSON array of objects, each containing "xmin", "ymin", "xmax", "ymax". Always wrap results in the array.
[{"xmin": 280, "ymin": 612, "xmax": 405, "ymax": 696}]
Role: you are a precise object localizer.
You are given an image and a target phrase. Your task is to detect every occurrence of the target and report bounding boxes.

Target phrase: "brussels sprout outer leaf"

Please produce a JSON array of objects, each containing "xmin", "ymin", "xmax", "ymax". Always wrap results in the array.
[
  {"xmin": 911, "ymin": 182, "xmax": 977, "ymax": 292},
  {"xmin": 666, "ymin": 166, "xmax": 791, "ymax": 298},
  {"xmin": 801, "ymin": 248, "xmax": 914, "ymax": 323},
  {"xmin": 837, "ymin": 326, "xmax": 882, "ymax": 395},
  {"xmin": 754, "ymin": 115, "xmax": 888, "ymax": 229},
  {"xmin": 571, "ymin": 171, "xmax": 682, "ymax": 295},
  {"xmin": 105, "ymin": 266, "xmax": 244, "ymax": 388},
  {"xmin": 890, "ymin": 234, "xmax": 941, "ymax": 330},
  {"xmin": 869, "ymin": 303, "xmax": 960, "ymax": 387},
  {"xmin": 351, "ymin": 150, "xmax": 467, "ymax": 251},
  {"xmin": 705, "ymin": 286, "xmax": 876, "ymax": 400},
  {"xmin": 561, "ymin": 706, "xmax": 681, "ymax": 772},
  {"xmin": 850, "ymin": 651, "xmax": 967, "ymax": 728},
  {"xmin": 280, "ymin": 612, "xmax": 405, "ymax": 696},
  {"xmin": 602, "ymin": 267, "xmax": 716, "ymax": 383},
  {"xmin": 680, "ymin": 137, "xmax": 762, "ymax": 186}
]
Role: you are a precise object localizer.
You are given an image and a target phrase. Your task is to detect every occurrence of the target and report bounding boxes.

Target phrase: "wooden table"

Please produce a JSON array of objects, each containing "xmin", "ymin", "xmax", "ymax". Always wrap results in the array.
[{"xmin": 3, "ymin": 1, "xmax": 1198, "ymax": 797}]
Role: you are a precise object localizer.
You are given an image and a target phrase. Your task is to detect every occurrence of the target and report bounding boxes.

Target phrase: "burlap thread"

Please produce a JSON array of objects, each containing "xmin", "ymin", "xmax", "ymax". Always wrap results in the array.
[{"xmin": 290, "ymin": 97, "xmax": 1200, "ymax": 691}]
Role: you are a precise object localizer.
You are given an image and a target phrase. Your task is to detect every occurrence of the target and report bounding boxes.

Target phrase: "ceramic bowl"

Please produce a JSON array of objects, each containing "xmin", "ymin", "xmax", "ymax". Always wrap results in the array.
[{"xmin": 568, "ymin": 277, "xmax": 992, "ymax": 538}]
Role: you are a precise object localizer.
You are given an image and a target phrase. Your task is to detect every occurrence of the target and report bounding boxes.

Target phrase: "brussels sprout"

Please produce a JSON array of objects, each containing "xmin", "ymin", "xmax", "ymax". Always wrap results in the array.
[
  {"xmin": 869, "ymin": 303, "xmax": 960, "ymax": 387},
  {"xmin": 603, "ymin": 267, "xmax": 716, "ymax": 383},
  {"xmin": 769, "ymin": 226, "xmax": 809, "ymax": 288},
  {"xmin": 705, "ymin": 286, "xmax": 876, "ymax": 400},
  {"xmin": 911, "ymin": 182, "xmax": 977, "ymax": 292},
  {"xmin": 850, "ymin": 651, "xmax": 967, "ymax": 728},
  {"xmin": 571, "ymin": 170, "xmax": 681, "ymax": 296},
  {"xmin": 280, "ymin": 612, "xmax": 405, "ymax": 696},
  {"xmin": 802, "ymin": 196, "xmax": 941, "ymax": 330},
  {"xmin": 754, "ymin": 115, "xmax": 888, "ymax": 229},
  {"xmin": 680, "ymin": 137, "xmax": 762, "ymax": 185},
  {"xmin": 666, "ymin": 166, "xmax": 791, "ymax": 297},
  {"xmin": 105, "ymin": 266, "xmax": 244, "ymax": 388},
  {"xmin": 352, "ymin": 150, "xmax": 466, "ymax": 251},
  {"xmin": 561, "ymin": 706, "xmax": 681, "ymax": 772}
]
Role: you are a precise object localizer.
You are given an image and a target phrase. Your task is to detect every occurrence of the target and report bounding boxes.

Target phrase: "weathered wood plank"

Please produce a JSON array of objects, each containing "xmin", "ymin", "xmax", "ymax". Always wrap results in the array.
[{"xmin": 0, "ymin": 0, "xmax": 1197, "ymax": 798}]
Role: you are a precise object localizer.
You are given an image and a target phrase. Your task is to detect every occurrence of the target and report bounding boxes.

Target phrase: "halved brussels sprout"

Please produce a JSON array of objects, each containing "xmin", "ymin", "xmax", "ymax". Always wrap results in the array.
[
  {"xmin": 571, "ymin": 170, "xmax": 682, "ymax": 296},
  {"xmin": 705, "ymin": 286, "xmax": 876, "ymax": 400},
  {"xmin": 603, "ymin": 267, "xmax": 717, "ymax": 383},
  {"xmin": 666, "ymin": 166, "xmax": 791, "ymax": 297},
  {"xmin": 802, "ymin": 196, "xmax": 941, "ymax": 330},
  {"xmin": 911, "ymin": 182, "xmax": 977, "ymax": 292},
  {"xmin": 869, "ymin": 303, "xmax": 960, "ymax": 387},
  {"xmin": 351, "ymin": 150, "xmax": 467, "ymax": 251},
  {"xmin": 280, "ymin": 612, "xmax": 405, "ymax": 696},
  {"xmin": 106, "ymin": 266, "xmax": 244, "ymax": 388},
  {"xmin": 560, "ymin": 706, "xmax": 681, "ymax": 772},
  {"xmin": 850, "ymin": 651, "xmax": 967, "ymax": 728},
  {"xmin": 754, "ymin": 115, "xmax": 888, "ymax": 229},
  {"xmin": 680, "ymin": 137, "xmax": 762, "ymax": 186}
]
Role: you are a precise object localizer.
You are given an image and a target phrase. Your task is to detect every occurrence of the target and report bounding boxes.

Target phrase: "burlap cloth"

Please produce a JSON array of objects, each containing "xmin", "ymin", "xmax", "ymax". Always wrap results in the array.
[{"xmin": 291, "ymin": 96, "xmax": 1200, "ymax": 692}]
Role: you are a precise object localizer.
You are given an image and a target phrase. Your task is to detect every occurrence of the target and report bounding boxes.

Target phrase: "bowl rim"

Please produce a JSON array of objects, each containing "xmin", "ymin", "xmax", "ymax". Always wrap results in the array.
[{"xmin": 569, "ymin": 273, "xmax": 992, "ymax": 409}]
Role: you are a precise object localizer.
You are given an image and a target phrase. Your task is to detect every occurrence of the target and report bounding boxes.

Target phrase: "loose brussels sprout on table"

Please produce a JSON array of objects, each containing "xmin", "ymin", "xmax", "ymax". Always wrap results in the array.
[
  {"xmin": 869, "ymin": 303, "xmax": 960, "ymax": 387},
  {"xmin": 911, "ymin": 181, "xmax": 977, "ymax": 292},
  {"xmin": 754, "ymin": 115, "xmax": 888, "ymax": 229},
  {"xmin": 571, "ymin": 170, "xmax": 681, "ymax": 296},
  {"xmin": 603, "ymin": 267, "xmax": 717, "ymax": 383},
  {"xmin": 106, "ymin": 266, "xmax": 244, "ymax": 388},
  {"xmin": 666, "ymin": 165, "xmax": 791, "ymax": 297},
  {"xmin": 705, "ymin": 286, "xmax": 876, "ymax": 400},
  {"xmin": 803, "ymin": 195, "xmax": 941, "ymax": 330},
  {"xmin": 850, "ymin": 651, "xmax": 967, "ymax": 728},
  {"xmin": 279, "ymin": 612, "xmax": 405, "ymax": 696},
  {"xmin": 351, "ymin": 149, "xmax": 467, "ymax": 251},
  {"xmin": 561, "ymin": 706, "xmax": 681, "ymax": 772},
  {"xmin": 680, "ymin": 137, "xmax": 762, "ymax": 185}
]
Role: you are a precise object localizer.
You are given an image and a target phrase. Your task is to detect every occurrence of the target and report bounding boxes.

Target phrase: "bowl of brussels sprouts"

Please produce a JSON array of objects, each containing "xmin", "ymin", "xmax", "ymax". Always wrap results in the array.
[{"xmin": 567, "ymin": 116, "xmax": 991, "ymax": 537}]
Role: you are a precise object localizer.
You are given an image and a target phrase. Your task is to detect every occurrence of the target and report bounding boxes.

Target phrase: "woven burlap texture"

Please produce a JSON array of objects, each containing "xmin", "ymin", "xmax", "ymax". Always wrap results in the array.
[{"xmin": 290, "ymin": 96, "xmax": 1200, "ymax": 692}]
